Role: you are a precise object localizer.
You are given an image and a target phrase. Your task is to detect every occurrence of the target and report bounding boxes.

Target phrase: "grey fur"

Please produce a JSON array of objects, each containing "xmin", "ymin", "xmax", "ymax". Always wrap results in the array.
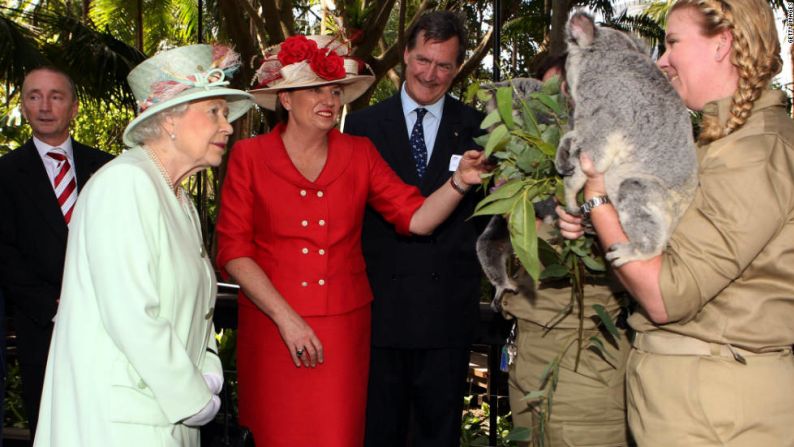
[
  {"xmin": 556, "ymin": 12, "xmax": 697, "ymax": 267},
  {"xmin": 481, "ymin": 77, "xmax": 544, "ymax": 114},
  {"xmin": 476, "ymin": 215, "xmax": 519, "ymax": 313},
  {"xmin": 480, "ymin": 78, "xmax": 557, "ymax": 127}
]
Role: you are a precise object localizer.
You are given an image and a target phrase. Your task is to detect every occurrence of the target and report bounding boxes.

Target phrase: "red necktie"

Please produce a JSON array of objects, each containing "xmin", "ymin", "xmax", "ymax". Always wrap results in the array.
[{"xmin": 47, "ymin": 149, "xmax": 77, "ymax": 224}]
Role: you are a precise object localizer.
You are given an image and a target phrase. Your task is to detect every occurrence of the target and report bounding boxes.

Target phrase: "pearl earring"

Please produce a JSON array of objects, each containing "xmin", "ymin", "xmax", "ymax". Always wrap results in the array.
[{"xmin": 169, "ymin": 133, "xmax": 176, "ymax": 140}]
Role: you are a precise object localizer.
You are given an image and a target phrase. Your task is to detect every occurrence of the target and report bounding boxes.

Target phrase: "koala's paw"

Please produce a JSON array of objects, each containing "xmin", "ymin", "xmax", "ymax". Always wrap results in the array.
[
  {"xmin": 565, "ymin": 203, "xmax": 581, "ymax": 215},
  {"xmin": 605, "ymin": 242, "xmax": 642, "ymax": 268},
  {"xmin": 555, "ymin": 136, "xmax": 576, "ymax": 176},
  {"xmin": 490, "ymin": 285, "xmax": 518, "ymax": 313}
]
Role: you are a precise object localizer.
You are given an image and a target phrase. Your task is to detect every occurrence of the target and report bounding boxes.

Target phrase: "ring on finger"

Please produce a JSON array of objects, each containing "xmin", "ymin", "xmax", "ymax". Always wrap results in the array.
[{"xmin": 296, "ymin": 347, "xmax": 304, "ymax": 356}]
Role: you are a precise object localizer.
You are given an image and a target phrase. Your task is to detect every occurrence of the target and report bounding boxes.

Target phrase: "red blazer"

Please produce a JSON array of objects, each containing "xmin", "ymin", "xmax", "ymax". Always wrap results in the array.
[{"xmin": 216, "ymin": 124, "xmax": 425, "ymax": 316}]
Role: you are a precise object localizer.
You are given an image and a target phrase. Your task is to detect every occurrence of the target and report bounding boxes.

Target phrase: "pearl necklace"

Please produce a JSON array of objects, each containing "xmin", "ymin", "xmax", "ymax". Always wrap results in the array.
[{"xmin": 143, "ymin": 145, "xmax": 181, "ymax": 199}]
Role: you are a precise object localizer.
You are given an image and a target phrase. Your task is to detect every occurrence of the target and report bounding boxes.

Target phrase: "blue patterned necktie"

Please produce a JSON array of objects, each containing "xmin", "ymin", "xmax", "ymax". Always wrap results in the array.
[{"xmin": 409, "ymin": 108, "xmax": 428, "ymax": 179}]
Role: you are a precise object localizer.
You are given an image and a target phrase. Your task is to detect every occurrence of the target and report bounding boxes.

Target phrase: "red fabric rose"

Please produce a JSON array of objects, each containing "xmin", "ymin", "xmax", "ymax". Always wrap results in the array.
[
  {"xmin": 310, "ymin": 49, "xmax": 346, "ymax": 81},
  {"xmin": 278, "ymin": 35, "xmax": 319, "ymax": 66}
]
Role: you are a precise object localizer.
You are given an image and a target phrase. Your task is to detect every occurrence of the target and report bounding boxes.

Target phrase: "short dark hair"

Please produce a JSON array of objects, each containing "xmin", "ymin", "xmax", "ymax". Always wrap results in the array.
[
  {"xmin": 23, "ymin": 66, "xmax": 77, "ymax": 101},
  {"xmin": 405, "ymin": 11, "xmax": 467, "ymax": 66},
  {"xmin": 531, "ymin": 53, "xmax": 567, "ymax": 80}
]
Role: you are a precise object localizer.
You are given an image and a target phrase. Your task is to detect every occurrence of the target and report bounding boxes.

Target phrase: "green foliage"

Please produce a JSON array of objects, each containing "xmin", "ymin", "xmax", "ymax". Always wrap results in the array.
[
  {"xmin": 460, "ymin": 397, "xmax": 515, "ymax": 447},
  {"xmin": 472, "ymin": 77, "xmax": 568, "ymax": 284},
  {"xmin": 216, "ymin": 329, "xmax": 240, "ymax": 420},
  {"xmin": 474, "ymin": 79, "xmax": 623, "ymax": 445},
  {"xmin": 4, "ymin": 358, "xmax": 27, "ymax": 429}
]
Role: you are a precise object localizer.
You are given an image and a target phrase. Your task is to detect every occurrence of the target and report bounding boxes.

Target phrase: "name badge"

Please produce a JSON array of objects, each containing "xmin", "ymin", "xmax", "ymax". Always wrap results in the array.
[{"xmin": 448, "ymin": 154, "xmax": 462, "ymax": 172}]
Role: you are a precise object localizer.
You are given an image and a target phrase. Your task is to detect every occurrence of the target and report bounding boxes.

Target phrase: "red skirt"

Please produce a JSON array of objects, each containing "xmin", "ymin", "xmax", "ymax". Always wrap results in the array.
[{"xmin": 236, "ymin": 300, "xmax": 371, "ymax": 447}]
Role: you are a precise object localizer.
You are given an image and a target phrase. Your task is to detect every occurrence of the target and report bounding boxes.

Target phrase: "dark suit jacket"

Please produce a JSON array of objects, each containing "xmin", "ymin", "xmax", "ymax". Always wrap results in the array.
[
  {"xmin": 0, "ymin": 138, "xmax": 113, "ymax": 365},
  {"xmin": 344, "ymin": 93, "xmax": 486, "ymax": 348}
]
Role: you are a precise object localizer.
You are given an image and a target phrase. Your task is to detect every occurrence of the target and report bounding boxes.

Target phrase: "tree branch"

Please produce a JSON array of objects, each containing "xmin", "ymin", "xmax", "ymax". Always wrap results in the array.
[
  {"xmin": 237, "ymin": 0, "xmax": 269, "ymax": 45},
  {"xmin": 454, "ymin": 27, "xmax": 492, "ymax": 84}
]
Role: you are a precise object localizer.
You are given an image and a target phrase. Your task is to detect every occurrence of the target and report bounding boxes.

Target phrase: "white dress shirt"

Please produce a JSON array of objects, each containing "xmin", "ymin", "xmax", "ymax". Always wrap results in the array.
[
  {"xmin": 400, "ymin": 83, "xmax": 445, "ymax": 164},
  {"xmin": 33, "ymin": 136, "xmax": 77, "ymax": 192}
]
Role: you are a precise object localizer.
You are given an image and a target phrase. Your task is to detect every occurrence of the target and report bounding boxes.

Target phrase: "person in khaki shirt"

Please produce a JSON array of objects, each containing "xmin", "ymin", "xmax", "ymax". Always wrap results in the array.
[
  {"xmin": 503, "ymin": 223, "xmax": 630, "ymax": 447},
  {"xmin": 559, "ymin": 0, "xmax": 794, "ymax": 445}
]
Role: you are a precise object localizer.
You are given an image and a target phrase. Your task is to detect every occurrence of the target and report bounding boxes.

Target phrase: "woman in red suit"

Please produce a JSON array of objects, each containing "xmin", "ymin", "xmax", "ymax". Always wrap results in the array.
[{"xmin": 215, "ymin": 34, "xmax": 488, "ymax": 447}]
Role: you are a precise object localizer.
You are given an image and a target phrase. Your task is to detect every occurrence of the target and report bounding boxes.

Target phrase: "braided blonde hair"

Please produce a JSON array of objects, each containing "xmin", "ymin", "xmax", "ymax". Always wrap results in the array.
[{"xmin": 671, "ymin": 0, "xmax": 782, "ymax": 144}]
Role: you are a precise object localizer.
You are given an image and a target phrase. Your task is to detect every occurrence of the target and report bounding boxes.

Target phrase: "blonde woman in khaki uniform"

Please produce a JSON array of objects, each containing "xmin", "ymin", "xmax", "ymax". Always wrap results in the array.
[{"xmin": 559, "ymin": 0, "xmax": 794, "ymax": 445}]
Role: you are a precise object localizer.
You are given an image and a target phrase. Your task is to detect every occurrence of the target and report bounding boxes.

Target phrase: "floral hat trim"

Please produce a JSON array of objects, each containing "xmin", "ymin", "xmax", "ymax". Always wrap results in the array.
[
  {"xmin": 252, "ymin": 34, "xmax": 364, "ymax": 89},
  {"xmin": 138, "ymin": 45, "xmax": 242, "ymax": 113}
]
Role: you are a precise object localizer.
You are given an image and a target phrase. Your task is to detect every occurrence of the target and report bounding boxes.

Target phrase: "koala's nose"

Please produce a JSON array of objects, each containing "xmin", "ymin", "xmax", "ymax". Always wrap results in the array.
[{"xmin": 556, "ymin": 165, "xmax": 575, "ymax": 176}]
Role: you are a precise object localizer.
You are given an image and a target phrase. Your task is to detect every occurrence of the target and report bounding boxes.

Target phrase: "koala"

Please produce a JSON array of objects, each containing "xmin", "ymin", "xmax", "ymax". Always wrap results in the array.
[
  {"xmin": 476, "ymin": 215, "xmax": 533, "ymax": 313},
  {"xmin": 555, "ymin": 12, "xmax": 697, "ymax": 267}
]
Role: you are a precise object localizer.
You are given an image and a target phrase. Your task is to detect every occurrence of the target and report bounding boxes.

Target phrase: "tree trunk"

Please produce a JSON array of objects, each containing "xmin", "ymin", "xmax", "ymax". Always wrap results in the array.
[
  {"xmin": 82, "ymin": 0, "xmax": 91, "ymax": 21},
  {"xmin": 135, "ymin": 0, "xmax": 143, "ymax": 52},
  {"xmin": 549, "ymin": 0, "xmax": 572, "ymax": 57}
]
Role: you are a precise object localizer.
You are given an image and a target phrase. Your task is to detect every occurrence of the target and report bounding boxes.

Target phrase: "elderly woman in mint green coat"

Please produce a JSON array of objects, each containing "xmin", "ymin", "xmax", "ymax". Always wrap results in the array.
[{"xmin": 33, "ymin": 45, "xmax": 252, "ymax": 447}]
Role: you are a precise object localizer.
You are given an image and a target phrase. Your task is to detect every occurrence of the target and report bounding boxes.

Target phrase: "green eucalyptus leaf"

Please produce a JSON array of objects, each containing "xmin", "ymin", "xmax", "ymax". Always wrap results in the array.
[
  {"xmin": 472, "ymin": 196, "xmax": 518, "ymax": 217},
  {"xmin": 519, "ymin": 100, "xmax": 541, "ymax": 137},
  {"xmin": 588, "ymin": 336, "xmax": 607, "ymax": 358},
  {"xmin": 570, "ymin": 241, "xmax": 590, "ymax": 257},
  {"xmin": 473, "ymin": 133, "xmax": 490, "ymax": 147},
  {"xmin": 509, "ymin": 195, "xmax": 540, "ymax": 282},
  {"xmin": 539, "ymin": 360, "xmax": 555, "ymax": 385},
  {"xmin": 541, "ymin": 125, "xmax": 561, "ymax": 148},
  {"xmin": 465, "ymin": 82, "xmax": 481, "ymax": 104},
  {"xmin": 501, "ymin": 165, "xmax": 519, "ymax": 179},
  {"xmin": 538, "ymin": 238, "xmax": 562, "ymax": 266},
  {"xmin": 492, "ymin": 150, "xmax": 513, "ymax": 160},
  {"xmin": 480, "ymin": 109, "xmax": 502, "ymax": 130},
  {"xmin": 541, "ymin": 75, "xmax": 562, "ymax": 95},
  {"xmin": 533, "ymin": 92, "xmax": 563, "ymax": 116},
  {"xmin": 475, "ymin": 178, "xmax": 524, "ymax": 210},
  {"xmin": 582, "ymin": 255, "xmax": 607, "ymax": 272},
  {"xmin": 588, "ymin": 335, "xmax": 617, "ymax": 362},
  {"xmin": 515, "ymin": 148, "xmax": 543, "ymax": 173},
  {"xmin": 539, "ymin": 263, "xmax": 569, "ymax": 280},
  {"xmin": 521, "ymin": 390, "xmax": 546, "ymax": 403},
  {"xmin": 506, "ymin": 427, "xmax": 532, "ymax": 441},
  {"xmin": 476, "ymin": 88, "xmax": 493, "ymax": 102},
  {"xmin": 506, "ymin": 137, "xmax": 529, "ymax": 154},
  {"xmin": 555, "ymin": 182, "xmax": 566, "ymax": 205},
  {"xmin": 592, "ymin": 304, "xmax": 621, "ymax": 340},
  {"xmin": 485, "ymin": 124, "xmax": 509, "ymax": 156},
  {"xmin": 496, "ymin": 87, "xmax": 515, "ymax": 129},
  {"xmin": 536, "ymin": 139, "xmax": 558, "ymax": 157}
]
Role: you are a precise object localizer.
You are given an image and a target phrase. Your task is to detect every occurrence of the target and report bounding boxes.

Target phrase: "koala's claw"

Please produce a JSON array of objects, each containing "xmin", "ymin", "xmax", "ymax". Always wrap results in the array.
[
  {"xmin": 490, "ymin": 285, "xmax": 518, "ymax": 313},
  {"xmin": 565, "ymin": 204, "xmax": 581, "ymax": 215},
  {"xmin": 605, "ymin": 243, "xmax": 640, "ymax": 268}
]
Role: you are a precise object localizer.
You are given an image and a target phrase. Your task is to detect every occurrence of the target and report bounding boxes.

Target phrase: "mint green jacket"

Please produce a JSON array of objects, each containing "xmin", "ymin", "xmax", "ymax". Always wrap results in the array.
[{"xmin": 34, "ymin": 147, "xmax": 222, "ymax": 446}]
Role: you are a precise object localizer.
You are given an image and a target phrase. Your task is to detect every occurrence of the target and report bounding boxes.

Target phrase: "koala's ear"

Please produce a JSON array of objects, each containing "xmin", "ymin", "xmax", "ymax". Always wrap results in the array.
[{"xmin": 567, "ymin": 12, "xmax": 596, "ymax": 47}]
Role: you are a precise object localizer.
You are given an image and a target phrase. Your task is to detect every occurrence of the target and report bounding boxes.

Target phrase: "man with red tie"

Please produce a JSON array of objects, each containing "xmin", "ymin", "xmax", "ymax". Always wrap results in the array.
[{"xmin": 0, "ymin": 67, "xmax": 113, "ymax": 438}]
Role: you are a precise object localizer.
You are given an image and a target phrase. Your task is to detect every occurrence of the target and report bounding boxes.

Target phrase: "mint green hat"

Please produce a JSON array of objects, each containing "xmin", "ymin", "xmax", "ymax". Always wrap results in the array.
[{"xmin": 123, "ymin": 44, "xmax": 253, "ymax": 147}]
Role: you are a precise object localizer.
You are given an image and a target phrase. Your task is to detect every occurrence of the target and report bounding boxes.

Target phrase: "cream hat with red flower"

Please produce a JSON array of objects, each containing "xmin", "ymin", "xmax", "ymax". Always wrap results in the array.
[{"xmin": 249, "ymin": 34, "xmax": 375, "ymax": 110}]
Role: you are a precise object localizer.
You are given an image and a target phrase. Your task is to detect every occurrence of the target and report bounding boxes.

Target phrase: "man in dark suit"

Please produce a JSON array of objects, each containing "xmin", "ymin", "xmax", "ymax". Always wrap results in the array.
[
  {"xmin": 0, "ymin": 67, "xmax": 113, "ymax": 438},
  {"xmin": 343, "ymin": 11, "xmax": 485, "ymax": 447}
]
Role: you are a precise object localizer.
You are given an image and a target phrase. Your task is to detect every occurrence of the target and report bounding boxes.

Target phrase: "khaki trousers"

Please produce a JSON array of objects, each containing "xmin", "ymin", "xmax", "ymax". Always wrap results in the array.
[
  {"xmin": 508, "ymin": 321, "xmax": 630, "ymax": 446},
  {"xmin": 628, "ymin": 332, "xmax": 794, "ymax": 446}
]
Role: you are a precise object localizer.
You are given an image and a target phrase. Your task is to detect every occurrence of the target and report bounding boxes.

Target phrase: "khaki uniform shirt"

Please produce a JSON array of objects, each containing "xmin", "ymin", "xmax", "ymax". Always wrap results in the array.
[
  {"xmin": 630, "ymin": 90, "xmax": 794, "ymax": 352},
  {"xmin": 502, "ymin": 222, "xmax": 625, "ymax": 329}
]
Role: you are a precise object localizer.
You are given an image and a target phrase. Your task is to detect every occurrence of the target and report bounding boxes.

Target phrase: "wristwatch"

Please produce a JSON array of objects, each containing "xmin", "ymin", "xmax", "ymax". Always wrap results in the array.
[{"xmin": 580, "ymin": 195, "xmax": 610, "ymax": 217}]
